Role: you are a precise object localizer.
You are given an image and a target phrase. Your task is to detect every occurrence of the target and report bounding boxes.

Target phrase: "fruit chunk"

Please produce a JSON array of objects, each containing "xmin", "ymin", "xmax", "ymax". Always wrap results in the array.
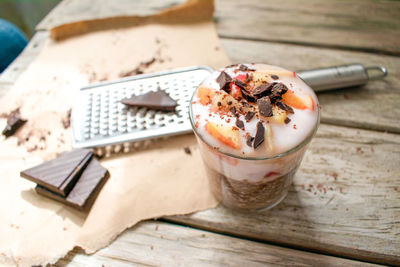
[
  {"xmin": 197, "ymin": 86, "xmax": 215, "ymax": 106},
  {"xmin": 264, "ymin": 124, "xmax": 274, "ymax": 153},
  {"xmin": 269, "ymin": 105, "xmax": 288, "ymax": 124},
  {"xmin": 211, "ymin": 91, "xmax": 238, "ymax": 113},
  {"xmin": 281, "ymin": 90, "xmax": 314, "ymax": 110},
  {"xmin": 205, "ymin": 122, "xmax": 241, "ymax": 149}
]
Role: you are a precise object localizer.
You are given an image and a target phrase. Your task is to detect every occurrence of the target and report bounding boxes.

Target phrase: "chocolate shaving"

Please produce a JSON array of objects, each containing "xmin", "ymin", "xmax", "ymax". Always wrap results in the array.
[
  {"xmin": 2, "ymin": 109, "xmax": 27, "ymax": 138},
  {"xmin": 246, "ymin": 135, "xmax": 254, "ymax": 147},
  {"xmin": 257, "ymin": 97, "xmax": 273, "ymax": 117},
  {"xmin": 240, "ymin": 88, "xmax": 256, "ymax": 102},
  {"xmin": 183, "ymin": 147, "xmax": 191, "ymax": 155},
  {"xmin": 235, "ymin": 119, "xmax": 244, "ymax": 130},
  {"xmin": 62, "ymin": 109, "xmax": 72, "ymax": 129},
  {"xmin": 216, "ymin": 71, "xmax": 232, "ymax": 92},
  {"xmin": 266, "ymin": 83, "xmax": 288, "ymax": 103},
  {"xmin": 245, "ymin": 111, "xmax": 255, "ymax": 121},
  {"xmin": 121, "ymin": 89, "xmax": 177, "ymax": 111},
  {"xmin": 276, "ymin": 101, "xmax": 294, "ymax": 114},
  {"xmin": 253, "ymin": 122, "xmax": 265, "ymax": 149},
  {"xmin": 284, "ymin": 117, "xmax": 291, "ymax": 124},
  {"xmin": 271, "ymin": 74, "xmax": 279, "ymax": 80},
  {"xmin": 234, "ymin": 79, "xmax": 247, "ymax": 90},
  {"xmin": 252, "ymin": 83, "xmax": 274, "ymax": 98}
]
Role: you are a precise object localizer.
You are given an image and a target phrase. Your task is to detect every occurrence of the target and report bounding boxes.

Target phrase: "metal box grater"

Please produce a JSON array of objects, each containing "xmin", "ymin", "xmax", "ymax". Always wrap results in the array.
[{"xmin": 71, "ymin": 66, "xmax": 213, "ymax": 153}]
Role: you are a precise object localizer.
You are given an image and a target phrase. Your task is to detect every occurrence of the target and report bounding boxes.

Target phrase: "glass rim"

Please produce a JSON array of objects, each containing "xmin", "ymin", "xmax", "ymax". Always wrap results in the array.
[{"xmin": 188, "ymin": 87, "xmax": 320, "ymax": 161}]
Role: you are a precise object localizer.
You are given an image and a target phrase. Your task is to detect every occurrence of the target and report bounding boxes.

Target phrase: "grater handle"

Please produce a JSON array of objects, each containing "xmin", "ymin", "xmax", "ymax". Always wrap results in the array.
[{"xmin": 296, "ymin": 64, "xmax": 388, "ymax": 92}]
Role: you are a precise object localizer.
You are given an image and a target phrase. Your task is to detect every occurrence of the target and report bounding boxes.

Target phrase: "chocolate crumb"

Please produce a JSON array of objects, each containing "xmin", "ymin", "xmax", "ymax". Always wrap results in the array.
[
  {"xmin": 217, "ymin": 102, "xmax": 222, "ymax": 107},
  {"xmin": 183, "ymin": 147, "xmax": 191, "ymax": 155},
  {"xmin": 230, "ymin": 107, "xmax": 236, "ymax": 115},
  {"xmin": 228, "ymin": 101, "xmax": 232, "ymax": 105},
  {"xmin": 235, "ymin": 119, "xmax": 244, "ymax": 130},
  {"xmin": 245, "ymin": 111, "xmax": 255, "ymax": 121},
  {"xmin": 216, "ymin": 71, "xmax": 232, "ymax": 92},
  {"xmin": 62, "ymin": 109, "xmax": 72, "ymax": 129},
  {"xmin": 271, "ymin": 74, "xmax": 279, "ymax": 80},
  {"xmin": 257, "ymin": 97, "xmax": 273, "ymax": 117},
  {"xmin": 253, "ymin": 122, "xmax": 265, "ymax": 149},
  {"xmin": 284, "ymin": 117, "xmax": 291, "ymax": 124},
  {"xmin": 2, "ymin": 108, "xmax": 27, "ymax": 137},
  {"xmin": 246, "ymin": 135, "xmax": 254, "ymax": 147}
]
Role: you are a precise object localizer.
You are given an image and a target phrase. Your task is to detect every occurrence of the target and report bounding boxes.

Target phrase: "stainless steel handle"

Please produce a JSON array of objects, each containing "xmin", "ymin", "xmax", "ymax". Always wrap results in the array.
[{"xmin": 296, "ymin": 64, "xmax": 388, "ymax": 92}]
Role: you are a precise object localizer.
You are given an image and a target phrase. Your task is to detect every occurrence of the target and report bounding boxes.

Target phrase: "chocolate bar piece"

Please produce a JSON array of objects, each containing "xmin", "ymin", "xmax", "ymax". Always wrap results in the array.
[
  {"xmin": 21, "ymin": 149, "xmax": 93, "ymax": 196},
  {"xmin": 35, "ymin": 158, "xmax": 109, "ymax": 211},
  {"xmin": 121, "ymin": 89, "xmax": 177, "ymax": 111},
  {"xmin": 2, "ymin": 109, "xmax": 27, "ymax": 137}
]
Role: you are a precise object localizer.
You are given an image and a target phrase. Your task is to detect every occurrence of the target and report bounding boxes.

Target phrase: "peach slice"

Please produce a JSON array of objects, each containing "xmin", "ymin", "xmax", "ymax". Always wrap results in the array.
[
  {"xmin": 205, "ymin": 122, "xmax": 241, "ymax": 149},
  {"xmin": 197, "ymin": 86, "xmax": 215, "ymax": 106},
  {"xmin": 211, "ymin": 91, "xmax": 238, "ymax": 112},
  {"xmin": 281, "ymin": 90, "xmax": 314, "ymax": 110}
]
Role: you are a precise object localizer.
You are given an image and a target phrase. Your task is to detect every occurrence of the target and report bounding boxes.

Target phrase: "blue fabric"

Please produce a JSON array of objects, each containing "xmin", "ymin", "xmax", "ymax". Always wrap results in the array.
[{"xmin": 0, "ymin": 18, "xmax": 28, "ymax": 73}]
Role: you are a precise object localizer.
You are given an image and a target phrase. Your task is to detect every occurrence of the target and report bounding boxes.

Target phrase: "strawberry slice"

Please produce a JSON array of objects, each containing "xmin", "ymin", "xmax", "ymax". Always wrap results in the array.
[
  {"xmin": 205, "ymin": 122, "xmax": 241, "ymax": 149},
  {"xmin": 197, "ymin": 86, "xmax": 215, "ymax": 106},
  {"xmin": 281, "ymin": 90, "xmax": 314, "ymax": 110},
  {"xmin": 231, "ymin": 84, "xmax": 242, "ymax": 100}
]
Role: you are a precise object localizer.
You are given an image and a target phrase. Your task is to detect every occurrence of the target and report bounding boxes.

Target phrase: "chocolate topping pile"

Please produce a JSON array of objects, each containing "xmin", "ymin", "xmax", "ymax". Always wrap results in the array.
[{"xmin": 214, "ymin": 64, "xmax": 296, "ymax": 149}]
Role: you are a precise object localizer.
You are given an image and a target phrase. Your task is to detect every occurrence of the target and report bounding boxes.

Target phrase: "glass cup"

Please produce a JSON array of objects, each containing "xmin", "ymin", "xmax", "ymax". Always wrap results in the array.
[{"xmin": 189, "ymin": 68, "xmax": 320, "ymax": 212}]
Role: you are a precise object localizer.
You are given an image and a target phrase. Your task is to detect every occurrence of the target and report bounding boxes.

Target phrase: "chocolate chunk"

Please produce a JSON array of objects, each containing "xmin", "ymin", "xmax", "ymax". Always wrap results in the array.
[
  {"xmin": 271, "ymin": 74, "xmax": 279, "ymax": 80},
  {"xmin": 216, "ymin": 71, "xmax": 232, "ymax": 92},
  {"xmin": 21, "ymin": 149, "xmax": 93, "ymax": 196},
  {"xmin": 183, "ymin": 147, "xmax": 191, "ymax": 155},
  {"xmin": 240, "ymin": 89, "xmax": 256, "ymax": 102},
  {"xmin": 234, "ymin": 79, "xmax": 247, "ymax": 90},
  {"xmin": 253, "ymin": 122, "xmax": 265, "ymax": 149},
  {"xmin": 284, "ymin": 117, "xmax": 291, "ymax": 124},
  {"xmin": 121, "ymin": 89, "xmax": 177, "ymax": 112},
  {"xmin": 245, "ymin": 111, "xmax": 255, "ymax": 121},
  {"xmin": 235, "ymin": 119, "xmax": 244, "ymax": 130},
  {"xmin": 35, "ymin": 158, "xmax": 109, "ymax": 211},
  {"xmin": 268, "ymin": 83, "xmax": 289, "ymax": 103},
  {"xmin": 2, "ymin": 109, "xmax": 27, "ymax": 137},
  {"xmin": 230, "ymin": 106, "xmax": 236, "ymax": 115},
  {"xmin": 252, "ymin": 83, "xmax": 274, "ymax": 99},
  {"xmin": 246, "ymin": 135, "xmax": 254, "ymax": 147},
  {"xmin": 276, "ymin": 101, "xmax": 294, "ymax": 114},
  {"xmin": 257, "ymin": 97, "xmax": 273, "ymax": 117}
]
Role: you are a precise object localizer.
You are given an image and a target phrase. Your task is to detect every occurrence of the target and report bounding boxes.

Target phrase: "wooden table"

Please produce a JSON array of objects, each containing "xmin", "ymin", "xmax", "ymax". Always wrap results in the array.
[{"xmin": 1, "ymin": 0, "xmax": 399, "ymax": 266}]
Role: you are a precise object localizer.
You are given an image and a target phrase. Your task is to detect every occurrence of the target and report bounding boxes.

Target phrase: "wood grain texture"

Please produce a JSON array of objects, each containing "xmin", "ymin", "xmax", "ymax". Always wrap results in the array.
[
  {"xmin": 220, "ymin": 38, "xmax": 400, "ymax": 134},
  {"xmin": 55, "ymin": 221, "xmax": 383, "ymax": 267},
  {"xmin": 165, "ymin": 124, "xmax": 400, "ymax": 266},
  {"xmin": 215, "ymin": 0, "xmax": 400, "ymax": 55},
  {"xmin": 35, "ymin": 0, "xmax": 400, "ymax": 55}
]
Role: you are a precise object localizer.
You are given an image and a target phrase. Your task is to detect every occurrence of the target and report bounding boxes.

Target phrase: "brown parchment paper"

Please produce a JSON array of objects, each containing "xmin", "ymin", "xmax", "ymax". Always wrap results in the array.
[{"xmin": 0, "ymin": 1, "xmax": 230, "ymax": 266}]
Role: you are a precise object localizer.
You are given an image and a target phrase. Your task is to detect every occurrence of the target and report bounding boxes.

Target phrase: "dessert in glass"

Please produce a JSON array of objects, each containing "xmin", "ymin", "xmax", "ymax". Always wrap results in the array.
[{"xmin": 189, "ymin": 63, "xmax": 320, "ymax": 211}]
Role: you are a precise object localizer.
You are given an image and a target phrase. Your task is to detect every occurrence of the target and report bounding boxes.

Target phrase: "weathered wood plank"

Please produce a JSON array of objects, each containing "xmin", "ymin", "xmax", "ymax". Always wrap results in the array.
[
  {"xmin": 35, "ymin": 0, "xmax": 400, "ymax": 55},
  {"xmin": 221, "ymin": 38, "xmax": 400, "ymax": 134},
  {"xmin": 55, "ymin": 221, "xmax": 383, "ymax": 266},
  {"xmin": 165, "ymin": 123, "xmax": 400, "ymax": 266},
  {"xmin": 215, "ymin": 0, "xmax": 400, "ymax": 56}
]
